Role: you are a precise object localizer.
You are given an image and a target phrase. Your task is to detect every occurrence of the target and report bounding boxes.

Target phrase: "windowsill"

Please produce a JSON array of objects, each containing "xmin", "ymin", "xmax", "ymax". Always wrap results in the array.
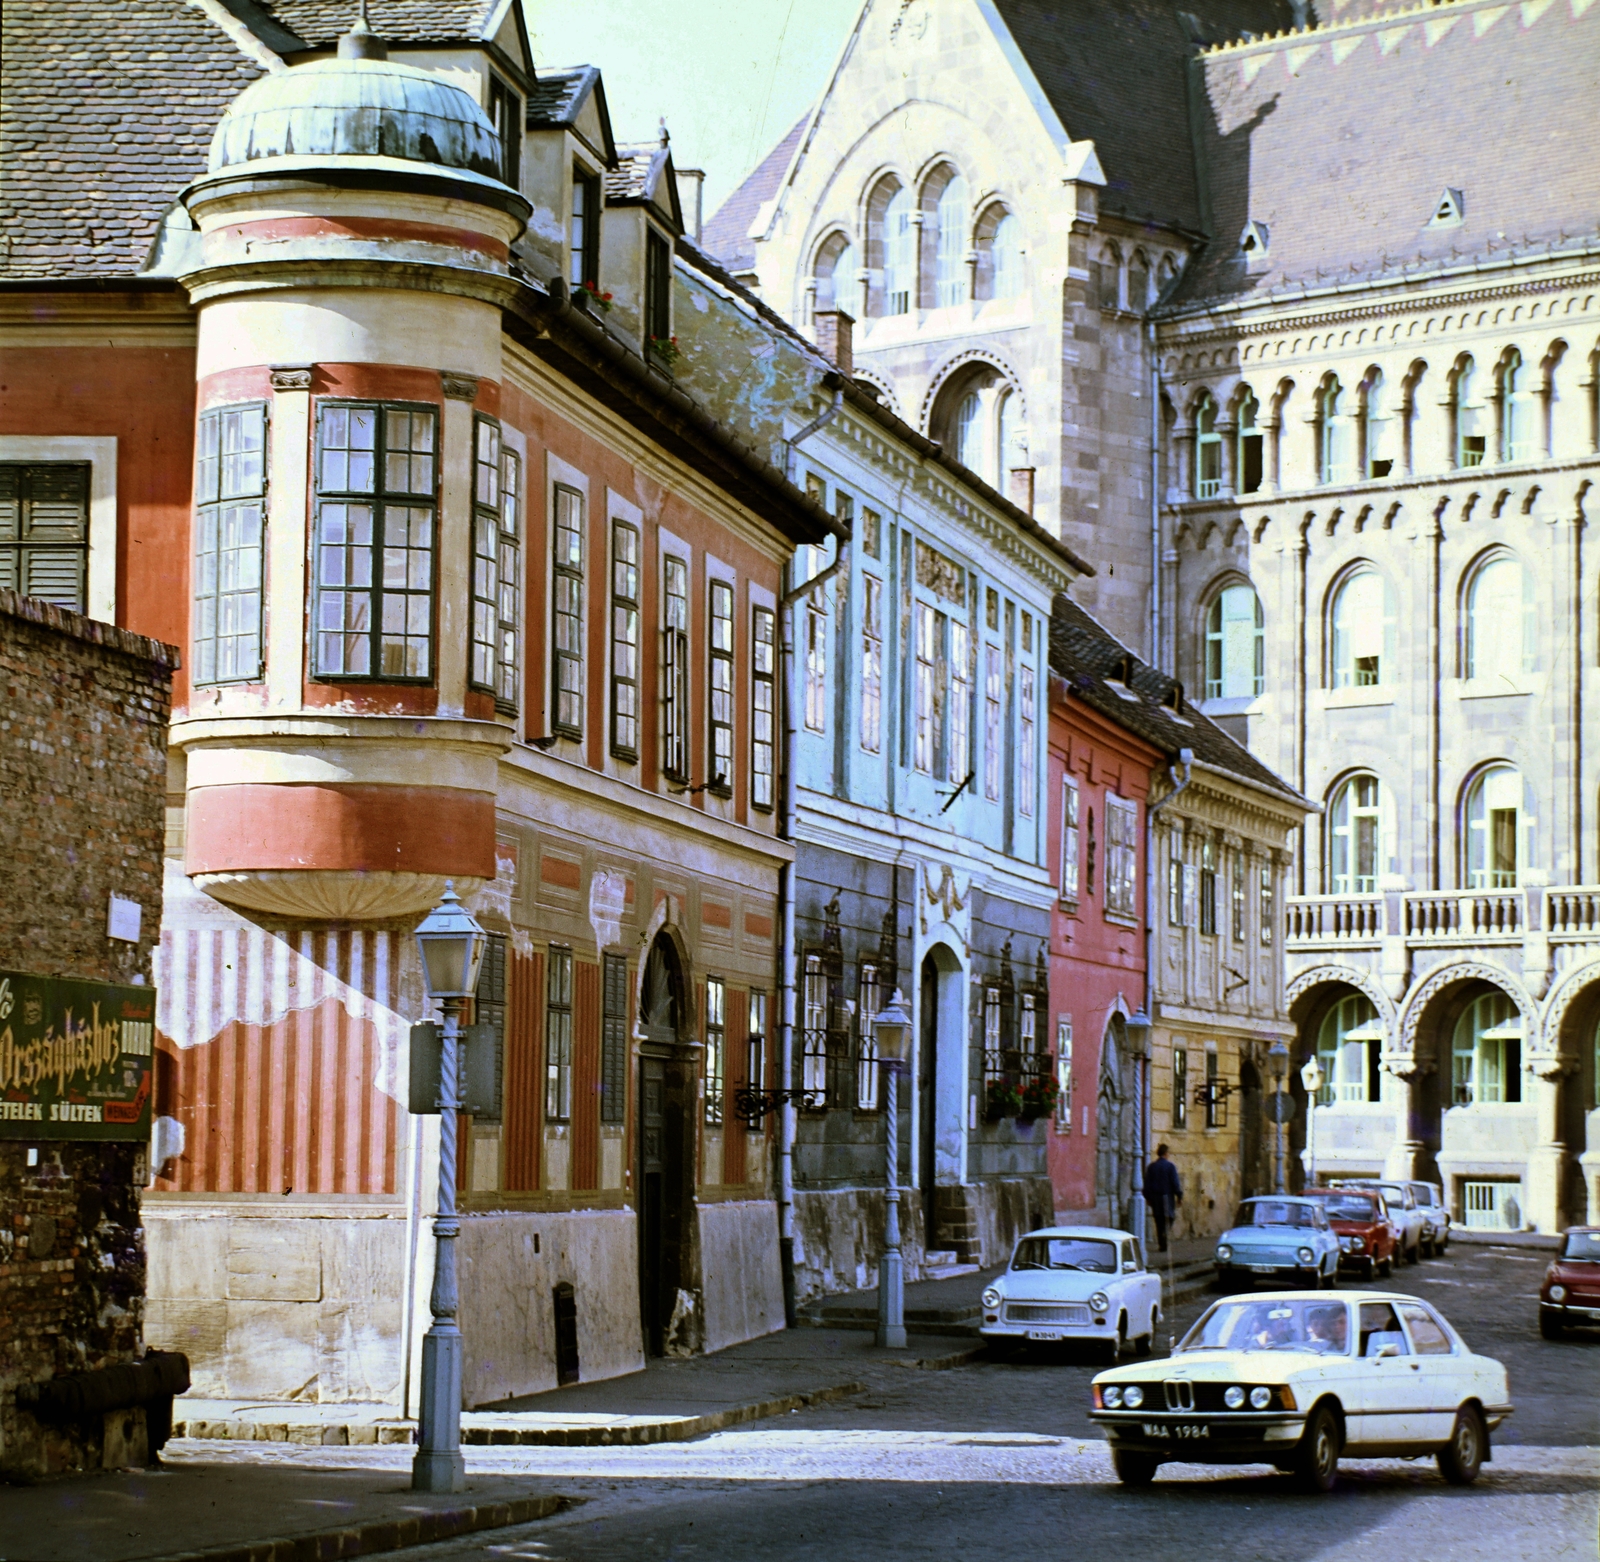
[
  {"xmin": 1321, "ymin": 686, "xmax": 1395, "ymax": 710},
  {"xmin": 1059, "ymin": 897, "xmax": 1080, "ymax": 915},
  {"xmin": 1453, "ymin": 675, "xmax": 1537, "ymax": 700},
  {"xmin": 1199, "ymin": 695, "xmax": 1262, "ymax": 718},
  {"xmin": 1103, "ymin": 910, "xmax": 1139, "ymax": 929}
]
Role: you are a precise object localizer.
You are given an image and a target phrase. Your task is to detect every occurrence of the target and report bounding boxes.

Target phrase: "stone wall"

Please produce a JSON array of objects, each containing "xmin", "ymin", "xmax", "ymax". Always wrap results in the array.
[{"xmin": 0, "ymin": 590, "xmax": 176, "ymax": 1480}]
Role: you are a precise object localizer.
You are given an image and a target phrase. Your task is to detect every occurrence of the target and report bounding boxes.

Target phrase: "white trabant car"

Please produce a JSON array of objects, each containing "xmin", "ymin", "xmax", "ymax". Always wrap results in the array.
[
  {"xmin": 1090, "ymin": 1290, "xmax": 1511, "ymax": 1492},
  {"xmin": 980, "ymin": 1227, "xmax": 1162, "ymax": 1363}
]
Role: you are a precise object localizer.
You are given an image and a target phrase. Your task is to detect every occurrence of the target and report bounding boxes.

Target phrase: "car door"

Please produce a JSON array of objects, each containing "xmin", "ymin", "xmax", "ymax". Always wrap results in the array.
[
  {"xmin": 1395, "ymin": 1300, "xmax": 1462, "ymax": 1442},
  {"xmin": 1350, "ymin": 1300, "xmax": 1429, "ymax": 1446}
]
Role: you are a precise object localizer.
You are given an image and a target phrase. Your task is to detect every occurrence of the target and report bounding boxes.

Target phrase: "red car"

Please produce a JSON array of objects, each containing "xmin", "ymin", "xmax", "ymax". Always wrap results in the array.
[
  {"xmin": 1304, "ymin": 1187, "xmax": 1399, "ymax": 1278},
  {"xmin": 1540, "ymin": 1226, "xmax": 1600, "ymax": 1338}
]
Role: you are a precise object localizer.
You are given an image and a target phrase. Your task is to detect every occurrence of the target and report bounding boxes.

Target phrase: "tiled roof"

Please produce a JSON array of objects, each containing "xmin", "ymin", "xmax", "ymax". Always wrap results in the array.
[
  {"xmin": 1, "ymin": 0, "xmax": 265, "ymax": 279},
  {"xmin": 1171, "ymin": 0, "xmax": 1600, "ymax": 308},
  {"xmin": 605, "ymin": 141, "xmax": 668, "ymax": 203},
  {"xmin": 526, "ymin": 64, "xmax": 596, "ymax": 128},
  {"xmin": 700, "ymin": 115, "xmax": 806, "ymax": 274},
  {"xmin": 255, "ymin": 0, "xmax": 499, "ymax": 45},
  {"xmin": 1050, "ymin": 596, "xmax": 1308, "ymax": 806},
  {"xmin": 991, "ymin": 0, "xmax": 1294, "ymax": 233}
]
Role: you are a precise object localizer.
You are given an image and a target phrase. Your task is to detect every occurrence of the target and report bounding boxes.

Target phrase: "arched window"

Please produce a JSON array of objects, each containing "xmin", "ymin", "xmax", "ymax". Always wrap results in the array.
[
  {"xmin": 1236, "ymin": 390, "xmax": 1263, "ymax": 494},
  {"xmin": 1204, "ymin": 584, "xmax": 1264, "ymax": 700},
  {"xmin": 934, "ymin": 174, "xmax": 968, "ymax": 307},
  {"xmin": 954, "ymin": 390, "xmax": 983, "ymax": 472},
  {"xmin": 1499, "ymin": 349, "xmax": 1538, "ymax": 463},
  {"xmin": 1465, "ymin": 554, "xmax": 1535, "ymax": 679},
  {"xmin": 1453, "ymin": 357, "xmax": 1485, "ymax": 467},
  {"xmin": 1195, "ymin": 392, "xmax": 1221, "ymax": 498},
  {"xmin": 1329, "ymin": 568, "xmax": 1394, "ymax": 688},
  {"xmin": 1097, "ymin": 242, "xmax": 1122, "ymax": 310},
  {"xmin": 1361, "ymin": 368, "xmax": 1392, "ymax": 479},
  {"xmin": 884, "ymin": 186, "xmax": 913, "ymax": 315},
  {"xmin": 1314, "ymin": 993, "xmax": 1382, "ymax": 1105},
  {"xmin": 1127, "ymin": 250, "xmax": 1150, "ymax": 312},
  {"xmin": 1465, "ymin": 765, "xmax": 1526, "ymax": 889},
  {"xmin": 811, "ymin": 232, "xmax": 857, "ymax": 316},
  {"xmin": 997, "ymin": 388, "xmax": 1021, "ymax": 486},
  {"xmin": 990, "ymin": 212, "xmax": 1021, "ymax": 299},
  {"xmin": 1319, "ymin": 376, "xmax": 1355, "ymax": 484},
  {"xmin": 1327, "ymin": 774, "xmax": 1387, "ymax": 894},
  {"xmin": 1451, "ymin": 990, "xmax": 1522, "ymax": 1105}
]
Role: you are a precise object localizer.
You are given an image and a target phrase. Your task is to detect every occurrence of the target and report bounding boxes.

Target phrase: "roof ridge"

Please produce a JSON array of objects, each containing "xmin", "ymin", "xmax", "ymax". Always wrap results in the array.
[{"xmin": 1199, "ymin": 0, "xmax": 1560, "ymax": 58}]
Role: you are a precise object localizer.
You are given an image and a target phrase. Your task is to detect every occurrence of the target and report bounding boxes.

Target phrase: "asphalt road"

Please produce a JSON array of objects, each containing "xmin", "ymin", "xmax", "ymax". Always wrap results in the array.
[{"xmin": 178, "ymin": 1242, "xmax": 1600, "ymax": 1562}]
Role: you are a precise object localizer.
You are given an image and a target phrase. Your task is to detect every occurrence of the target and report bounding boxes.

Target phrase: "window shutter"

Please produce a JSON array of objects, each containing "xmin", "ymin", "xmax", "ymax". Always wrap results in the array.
[
  {"xmin": 601, "ymin": 953, "xmax": 628, "ymax": 1125},
  {"xmin": 473, "ymin": 932, "xmax": 507, "ymax": 1122}
]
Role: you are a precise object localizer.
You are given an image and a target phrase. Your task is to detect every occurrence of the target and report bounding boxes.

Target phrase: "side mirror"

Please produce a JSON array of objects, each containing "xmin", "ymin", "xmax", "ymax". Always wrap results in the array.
[
  {"xmin": 1375, "ymin": 1342, "xmax": 1400, "ymax": 1359},
  {"xmin": 1123, "ymin": 1260, "xmax": 1138, "ymax": 1273}
]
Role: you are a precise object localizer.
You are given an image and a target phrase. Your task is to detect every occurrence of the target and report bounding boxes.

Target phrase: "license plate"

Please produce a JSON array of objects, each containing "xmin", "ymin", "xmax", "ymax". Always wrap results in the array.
[
  {"xmin": 1143, "ymin": 1422, "xmax": 1210, "ymax": 1439},
  {"xmin": 1027, "ymin": 1329, "xmax": 1062, "ymax": 1341},
  {"xmin": 1249, "ymin": 1264, "xmax": 1276, "ymax": 1273}
]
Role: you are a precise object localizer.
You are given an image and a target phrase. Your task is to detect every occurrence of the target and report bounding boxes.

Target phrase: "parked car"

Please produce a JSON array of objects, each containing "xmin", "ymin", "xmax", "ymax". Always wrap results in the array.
[
  {"xmin": 1539, "ymin": 1226, "xmax": 1600, "ymax": 1338},
  {"xmin": 1215, "ymin": 1197, "xmax": 1341, "ymax": 1289},
  {"xmin": 980, "ymin": 1227, "xmax": 1162, "ymax": 1364},
  {"xmin": 1334, "ymin": 1178, "xmax": 1427, "ymax": 1262},
  {"xmin": 1406, "ymin": 1180, "xmax": 1452, "ymax": 1254},
  {"xmin": 1303, "ymin": 1187, "xmax": 1399, "ymax": 1278},
  {"xmin": 1090, "ymin": 1291, "xmax": 1513, "ymax": 1492}
]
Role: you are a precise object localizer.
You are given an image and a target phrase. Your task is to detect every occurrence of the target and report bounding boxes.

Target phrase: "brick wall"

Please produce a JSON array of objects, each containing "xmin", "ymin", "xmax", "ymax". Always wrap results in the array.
[{"xmin": 0, "ymin": 589, "xmax": 176, "ymax": 1479}]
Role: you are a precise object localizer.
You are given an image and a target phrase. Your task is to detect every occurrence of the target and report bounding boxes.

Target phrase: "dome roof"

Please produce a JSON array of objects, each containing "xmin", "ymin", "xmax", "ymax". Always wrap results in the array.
[{"xmin": 208, "ymin": 57, "xmax": 505, "ymax": 182}]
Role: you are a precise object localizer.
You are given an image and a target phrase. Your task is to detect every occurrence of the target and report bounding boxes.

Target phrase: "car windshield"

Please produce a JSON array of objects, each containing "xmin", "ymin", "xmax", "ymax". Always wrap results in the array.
[
  {"xmin": 1179, "ymin": 1299, "xmax": 1351, "ymax": 1355},
  {"xmin": 1409, "ymin": 1185, "xmax": 1439, "ymax": 1207},
  {"xmin": 1563, "ymin": 1231, "xmax": 1600, "ymax": 1261},
  {"xmin": 1313, "ymin": 1194, "xmax": 1379, "ymax": 1221},
  {"xmin": 1012, "ymin": 1237, "xmax": 1117, "ymax": 1273},
  {"xmin": 1235, "ymin": 1200, "xmax": 1317, "ymax": 1229}
]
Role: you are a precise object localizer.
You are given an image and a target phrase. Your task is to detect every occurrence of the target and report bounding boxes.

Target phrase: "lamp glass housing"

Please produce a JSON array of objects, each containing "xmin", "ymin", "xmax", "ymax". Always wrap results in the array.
[
  {"xmin": 414, "ymin": 883, "xmax": 487, "ymax": 1001},
  {"xmin": 1124, "ymin": 1009, "xmax": 1152, "ymax": 1055},
  {"xmin": 1267, "ymin": 1040, "xmax": 1290, "ymax": 1084},
  {"xmin": 872, "ymin": 989, "xmax": 913, "ymax": 1062}
]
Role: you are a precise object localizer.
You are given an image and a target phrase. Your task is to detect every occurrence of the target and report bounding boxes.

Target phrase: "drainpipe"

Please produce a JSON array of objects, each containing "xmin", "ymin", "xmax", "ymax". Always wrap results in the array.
[
  {"xmin": 1147, "ymin": 318, "xmax": 1162, "ymax": 670},
  {"xmin": 775, "ymin": 387, "xmax": 848, "ymax": 1326},
  {"xmin": 1132, "ymin": 748, "xmax": 1193, "ymax": 1247}
]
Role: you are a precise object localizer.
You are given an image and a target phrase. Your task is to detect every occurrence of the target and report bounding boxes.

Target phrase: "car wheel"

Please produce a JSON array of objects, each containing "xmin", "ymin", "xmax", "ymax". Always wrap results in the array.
[
  {"xmin": 1112, "ymin": 1448, "xmax": 1159, "ymax": 1487},
  {"xmin": 1437, "ymin": 1405, "xmax": 1486, "ymax": 1486},
  {"xmin": 1539, "ymin": 1308, "xmax": 1565, "ymax": 1340},
  {"xmin": 1405, "ymin": 1240, "xmax": 1420, "ymax": 1266},
  {"xmin": 1294, "ymin": 1403, "xmax": 1342, "ymax": 1493},
  {"xmin": 1421, "ymin": 1237, "xmax": 1435, "ymax": 1260},
  {"xmin": 1212, "ymin": 1268, "xmax": 1236, "ymax": 1292},
  {"xmin": 1378, "ymin": 1254, "xmax": 1393, "ymax": 1278}
]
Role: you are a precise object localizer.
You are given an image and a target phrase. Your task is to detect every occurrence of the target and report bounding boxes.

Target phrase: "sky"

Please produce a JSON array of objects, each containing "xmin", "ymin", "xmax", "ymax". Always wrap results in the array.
[{"xmin": 523, "ymin": 0, "xmax": 863, "ymax": 221}]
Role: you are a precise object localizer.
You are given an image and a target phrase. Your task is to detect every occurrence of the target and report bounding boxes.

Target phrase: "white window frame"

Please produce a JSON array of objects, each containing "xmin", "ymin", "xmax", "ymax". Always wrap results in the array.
[{"xmin": 0, "ymin": 436, "xmax": 117, "ymax": 620}]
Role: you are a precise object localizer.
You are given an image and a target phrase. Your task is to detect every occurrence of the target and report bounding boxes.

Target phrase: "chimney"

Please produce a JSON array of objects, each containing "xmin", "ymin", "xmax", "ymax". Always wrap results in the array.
[
  {"xmin": 814, "ymin": 309, "xmax": 854, "ymax": 377},
  {"xmin": 675, "ymin": 168, "xmax": 705, "ymax": 243},
  {"xmin": 1008, "ymin": 466, "xmax": 1035, "ymax": 516}
]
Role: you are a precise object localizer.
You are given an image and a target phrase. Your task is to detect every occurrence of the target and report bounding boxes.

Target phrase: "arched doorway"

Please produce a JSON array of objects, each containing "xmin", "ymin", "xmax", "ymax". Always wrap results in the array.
[
  {"xmin": 918, "ymin": 944, "xmax": 965, "ymax": 1253},
  {"xmin": 637, "ymin": 933, "xmax": 693, "ymax": 1356},
  {"xmin": 1238, "ymin": 1056, "xmax": 1265, "ymax": 1198},
  {"xmin": 1097, "ymin": 1014, "xmax": 1135, "ymax": 1229}
]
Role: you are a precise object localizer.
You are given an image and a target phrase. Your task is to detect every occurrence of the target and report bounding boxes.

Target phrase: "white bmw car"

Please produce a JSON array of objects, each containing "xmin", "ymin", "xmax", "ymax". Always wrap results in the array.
[
  {"xmin": 1090, "ymin": 1291, "xmax": 1511, "ymax": 1491},
  {"xmin": 980, "ymin": 1227, "xmax": 1162, "ymax": 1363}
]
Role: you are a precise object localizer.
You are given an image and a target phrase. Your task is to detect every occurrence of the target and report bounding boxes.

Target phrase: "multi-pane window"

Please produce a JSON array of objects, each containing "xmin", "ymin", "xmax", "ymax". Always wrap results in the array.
[
  {"xmin": 747, "ymin": 990, "xmax": 768, "ymax": 1104},
  {"xmin": 1232, "ymin": 852, "xmax": 1247, "ymax": 942},
  {"xmin": 1019, "ymin": 664, "xmax": 1036, "ymax": 816},
  {"xmin": 1105, "ymin": 797, "xmax": 1138, "ymax": 919},
  {"xmin": 1173, "ymin": 1048, "xmax": 1188, "ymax": 1130},
  {"xmin": 752, "ymin": 606, "xmax": 775, "ymax": 808},
  {"xmin": 486, "ymin": 75, "xmax": 521, "ymax": 187},
  {"xmin": 1199, "ymin": 838, "xmax": 1217, "ymax": 936},
  {"xmin": 1466, "ymin": 766, "xmax": 1523, "ymax": 889},
  {"xmin": 1319, "ymin": 377, "xmax": 1356, "ymax": 485},
  {"xmin": 1329, "ymin": 775, "xmax": 1383, "ymax": 893},
  {"xmin": 1060, "ymin": 777, "xmax": 1081, "ymax": 901},
  {"xmin": 1452, "ymin": 991, "xmax": 1521, "ymax": 1105},
  {"xmin": 1500, "ymin": 350, "xmax": 1537, "ymax": 463},
  {"xmin": 545, "ymin": 946, "xmax": 573, "ymax": 1122},
  {"xmin": 1237, "ymin": 391, "xmax": 1263, "ymax": 494},
  {"xmin": 610, "ymin": 521, "xmax": 640, "ymax": 757},
  {"xmin": 0, "ymin": 463, "xmax": 92, "ymax": 611},
  {"xmin": 1195, "ymin": 393, "xmax": 1221, "ymax": 498},
  {"xmin": 861, "ymin": 574, "xmax": 883, "ymax": 753},
  {"xmin": 192, "ymin": 407, "xmax": 266, "ymax": 683},
  {"xmin": 1259, "ymin": 865, "xmax": 1275, "ymax": 946},
  {"xmin": 883, "ymin": 185, "xmax": 913, "ymax": 315},
  {"xmin": 1315, "ymin": 993, "xmax": 1382, "ymax": 1106},
  {"xmin": 1020, "ymin": 993, "xmax": 1038, "ymax": 1077},
  {"xmin": 1204, "ymin": 1051, "xmax": 1220, "ymax": 1129},
  {"xmin": 1055, "ymin": 1018, "xmax": 1073, "ymax": 1127},
  {"xmin": 862, "ymin": 508, "xmax": 882, "ymax": 559},
  {"xmin": 934, "ymin": 174, "xmax": 968, "ymax": 307},
  {"xmin": 982, "ymin": 987, "xmax": 1004, "ymax": 1088},
  {"xmin": 709, "ymin": 579, "xmax": 734, "ymax": 792},
  {"xmin": 704, "ymin": 977, "xmax": 726, "ymax": 1126},
  {"xmin": 1205, "ymin": 585, "xmax": 1264, "ymax": 700},
  {"xmin": 496, "ymin": 446, "xmax": 521, "ymax": 711},
  {"xmin": 801, "ymin": 954, "xmax": 828, "ymax": 1104},
  {"xmin": 663, "ymin": 556, "xmax": 690, "ymax": 782},
  {"xmin": 983, "ymin": 642, "xmax": 1002, "ymax": 799},
  {"xmin": 569, "ymin": 167, "xmax": 600, "ymax": 288},
  {"xmin": 857, "ymin": 962, "xmax": 881, "ymax": 1111},
  {"xmin": 1330, "ymin": 569, "xmax": 1392, "ymax": 689},
  {"xmin": 1454, "ymin": 357, "xmax": 1486, "ymax": 468},
  {"xmin": 914, "ymin": 604, "xmax": 938, "ymax": 773},
  {"xmin": 804, "ymin": 591, "xmax": 827, "ymax": 733},
  {"xmin": 470, "ymin": 418, "xmax": 502, "ymax": 695},
  {"xmin": 1168, "ymin": 832, "xmax": 1185, "ymax": 926},
  {"xmin": 314, "ymin": 403, "xmax": 436, "ymax": 679},
  {"xmin": 551, "ymin": 484, "xmax": 585, "ymax": 732},
  {"xmin": 949, "ymin": 619, "xmax": 971, "ymax": 784},
  {"xmin": 1465, "ymin": 555, "xmax": 1535, "ymax": 679}
]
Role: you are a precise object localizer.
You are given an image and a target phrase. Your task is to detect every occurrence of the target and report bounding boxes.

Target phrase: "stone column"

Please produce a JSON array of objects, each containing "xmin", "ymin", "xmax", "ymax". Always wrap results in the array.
[
  {"xmin": 1382, "ymin": 1058, "xmax": 1429, "ymax": 1182},
  {"xmin": 1216, "ymin": 418, "xmax": 1238, "ymax": 498},
  {"xmin": 1524, "ymin": 1055, "xmax": 1574, "ymax": 1233}
]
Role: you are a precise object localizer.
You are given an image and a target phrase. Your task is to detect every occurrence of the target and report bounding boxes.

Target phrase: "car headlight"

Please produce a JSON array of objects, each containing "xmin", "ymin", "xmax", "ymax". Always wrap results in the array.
[
  {"xmin": 1549, "ymin": 1284, "xmax": 1567, "ymax": 1302},
  {"xmin": 1224, "ymin": 1386, "xmax": 1245, "ymax": 1409},
  {"xmin": 1123, "ymin": 1385, "xmax": 1144, "ymax": 1409},
  {"xmin": 1349, "ymin": 1237, "xmax": 1364, "ymax": 1251},
  {"xmin": 1217, "ymin": 1244, "xmax": 1233, "ymax": 1262},
  {"xmin": 1297, "ymin": 1247, "xmax": 1315, "ymax": 1264},
  {"xmin": 1090, "ymin": 1291, "xmax": 1110, "ymax": 1313},
  {"xmin": 1249, "ymin": 1386, "xmax": 1271, "ymax": 1410},
  {"xmin": 982, "ymin": 1286, "xmax": 1002, "ymax": 1309},
  {"xmin": 1103, "ymin": 1385, "xmax": 1123, "ymax": 1408}
]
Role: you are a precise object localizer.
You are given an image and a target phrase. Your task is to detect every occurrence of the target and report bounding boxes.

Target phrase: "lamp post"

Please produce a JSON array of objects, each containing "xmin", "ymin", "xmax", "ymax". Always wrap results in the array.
[
  {"xmin": 412, "ymin": 882, "xmax": 487, "ymax": 1493},
  {"xmin": 1123, "ymin": 1009, "xmax": 1152, "ymax": 1247},
  {"xmin": 1267, "ymin": 1038, "xmax": 1290, "ymax": 1194},
  {"xmin": 1300, "ymin": 1056, "xmax": 1324, "ymax": 1188},
  {"xmin": 872, "ymin": 989, "xmax": 912, "ymax": 1350}
]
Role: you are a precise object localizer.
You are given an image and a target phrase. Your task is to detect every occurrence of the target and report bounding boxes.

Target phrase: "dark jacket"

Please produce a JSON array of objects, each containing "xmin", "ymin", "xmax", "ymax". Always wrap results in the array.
[{"xmin": 1143, "ymin": 1157, "xmax": 1182, "ymax": 1207}]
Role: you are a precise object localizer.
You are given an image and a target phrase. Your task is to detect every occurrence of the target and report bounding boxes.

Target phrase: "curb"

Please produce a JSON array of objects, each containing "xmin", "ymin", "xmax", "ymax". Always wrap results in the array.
[
  {"xmin": 174, "ymin": 1382, "xmax": 868, "ymax": 1451},
  {"xmin": 900, "ymin": 1345, "xmax": 986, "ymax": 1371},
  {"xmin": 139, "ymin": 1494, "xmax": 575, "ymax": 1562}
]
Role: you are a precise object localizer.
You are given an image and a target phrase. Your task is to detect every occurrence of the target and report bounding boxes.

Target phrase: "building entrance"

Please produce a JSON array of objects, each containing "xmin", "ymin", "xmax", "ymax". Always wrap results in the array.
[{"xmin": 638, "ymin": 934, "xmax": 691, "ymax": 1356}]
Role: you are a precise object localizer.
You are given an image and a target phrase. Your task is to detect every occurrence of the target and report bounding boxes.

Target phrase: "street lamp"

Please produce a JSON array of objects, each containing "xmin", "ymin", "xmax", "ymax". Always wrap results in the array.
[
  {"xmin": 1300, "ymin": 1056, "xmax": 1324, "ymax": 1187},
  {"xmin": 872, "ymin": 988, "xmax": 912, "ymax": 1350},
  {"xmin": 412, "ymin": 882, "xmax": 487, "ymax": 1494},
  {"xmin": 1123, "ymin": 1009, "xmax": 1152, "ymax": 1245},
  {"xmin": 1267, "ymin": 1038, "xmax": 1290, "ymax": 1194}
]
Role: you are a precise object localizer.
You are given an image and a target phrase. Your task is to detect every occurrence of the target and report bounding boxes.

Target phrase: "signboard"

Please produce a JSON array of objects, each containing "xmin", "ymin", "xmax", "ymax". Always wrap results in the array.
[
  {"xmin": 1265, "ymin": 1090, "xmax": 1298, "ymax": 1125},
  {"xmin": 0, "ymin": 970, "xmax": 155, "ymax": 1140}
]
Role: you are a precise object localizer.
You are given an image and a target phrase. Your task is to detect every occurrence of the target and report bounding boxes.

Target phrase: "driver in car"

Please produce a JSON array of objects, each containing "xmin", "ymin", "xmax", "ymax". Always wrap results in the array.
[
  {"xmin": 1251, "ymin": 1309, "xmax": 1295, "ymax": 1349},
  {"xmin": 1306, "ymin": 1307, "xmax": 1348, "ymax": 1354}
]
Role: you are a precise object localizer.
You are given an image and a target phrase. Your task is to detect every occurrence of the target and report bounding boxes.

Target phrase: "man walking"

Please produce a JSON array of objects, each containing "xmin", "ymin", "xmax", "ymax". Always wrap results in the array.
[{"xmin": 1143, "ymin": 1143, "xmax": 1182, "ymax": 1253}]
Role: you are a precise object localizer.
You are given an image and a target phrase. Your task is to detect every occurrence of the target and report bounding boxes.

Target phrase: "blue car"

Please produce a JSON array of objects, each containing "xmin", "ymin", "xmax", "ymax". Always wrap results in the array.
[{"xmin": 1215, "ymin": 1196, "xmax": 1341, "ymax": 1289}]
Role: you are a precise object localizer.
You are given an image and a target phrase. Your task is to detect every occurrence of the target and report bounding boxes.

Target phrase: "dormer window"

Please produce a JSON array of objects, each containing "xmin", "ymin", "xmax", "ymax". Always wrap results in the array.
[
  {"xmin": 645, "ymin": 227, "xmax": 672, "ymax": 344},
  {"xmin": 1427, "ymin": 188, "xmax": 1464, "ymax": 229},
  {"xmin": 570, "ymin": 165, "xmax": 600, "ymax": 288},
  {"xmin": 486, "ymin": 75, "xmax": 521, "ymax": 188},
  {"xmin": 1239, "ymin": 220, "xmax": 1269, "ymax": 268}
]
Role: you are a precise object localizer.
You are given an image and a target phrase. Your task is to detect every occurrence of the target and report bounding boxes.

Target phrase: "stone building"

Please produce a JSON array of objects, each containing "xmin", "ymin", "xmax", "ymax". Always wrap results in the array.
[{"xmin": 0, "ymin": 591, "xmax": 177, "ymax": 1479}]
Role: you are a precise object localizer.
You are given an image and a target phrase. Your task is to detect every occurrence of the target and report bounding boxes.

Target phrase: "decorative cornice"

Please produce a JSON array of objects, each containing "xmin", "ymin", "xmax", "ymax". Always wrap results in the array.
[
  {"xmin": 1396, "ymin": 959, "xmax": 1535, "ymax": 1054},
  {"xmin": 269, "ymin": 364, "xmax": 314, "ymax": 392},
  {"xmin": 441, "ymin": 371, "xmax": 480, "ymax": 402}
]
